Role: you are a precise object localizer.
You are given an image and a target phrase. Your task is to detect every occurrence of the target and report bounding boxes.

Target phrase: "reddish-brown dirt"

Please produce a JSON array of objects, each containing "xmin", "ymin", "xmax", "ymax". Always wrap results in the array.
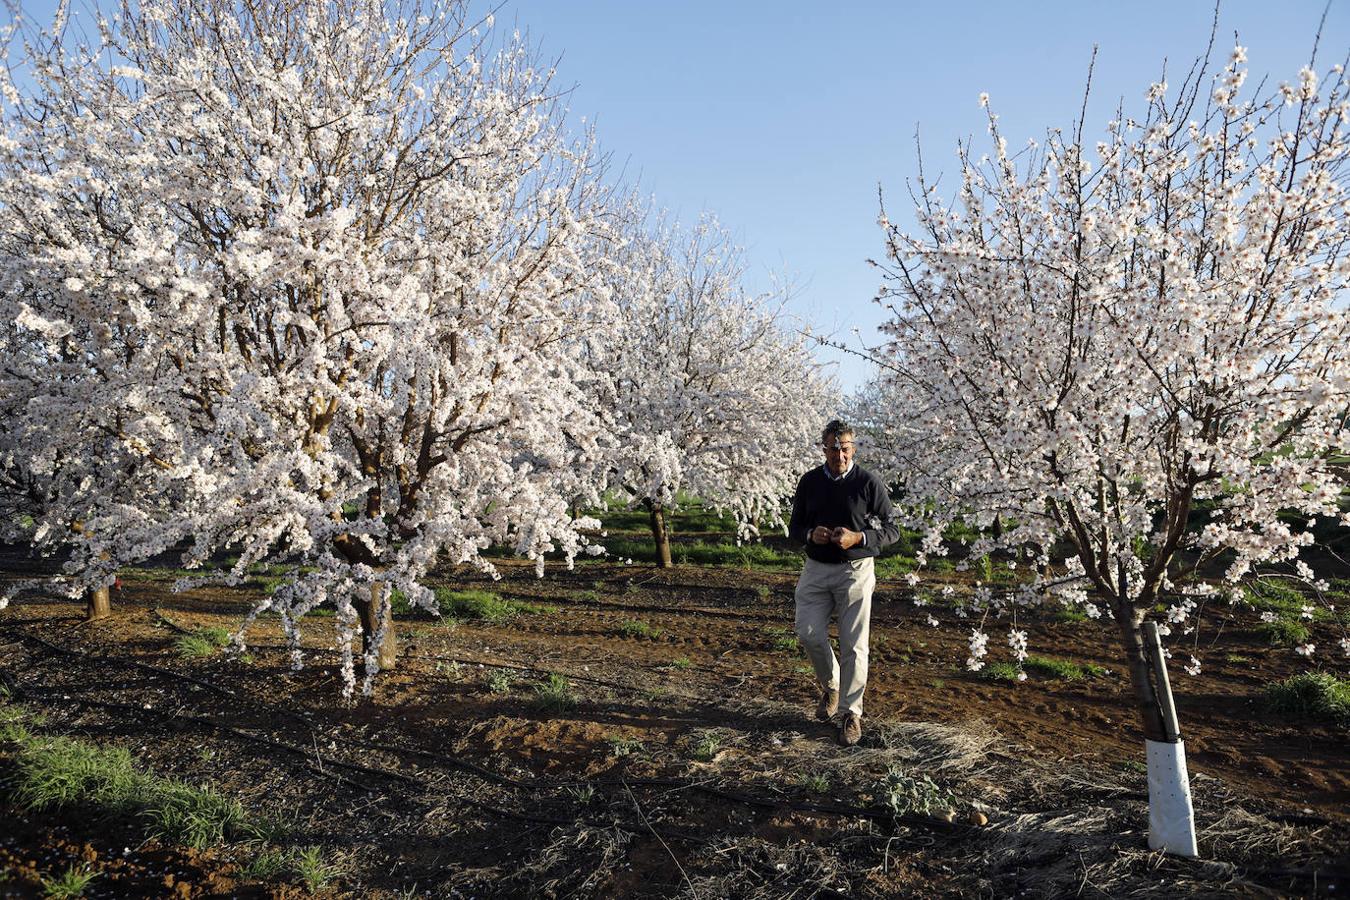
[{"xmin": 1, "ymin": 549, "xmax": 1346, "ymax": 897}]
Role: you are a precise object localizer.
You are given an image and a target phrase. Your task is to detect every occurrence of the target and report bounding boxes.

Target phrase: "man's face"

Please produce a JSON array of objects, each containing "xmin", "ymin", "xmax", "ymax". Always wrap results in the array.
[{"xmin": 822, "ymin": 432, "xmax": 856, "ymax": 476}]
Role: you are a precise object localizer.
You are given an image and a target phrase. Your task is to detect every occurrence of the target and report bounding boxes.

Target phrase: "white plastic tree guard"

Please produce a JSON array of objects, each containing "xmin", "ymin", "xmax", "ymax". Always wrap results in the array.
[{"xmin": 1142, "ymin": 621, "xmax": 1198, "ymax": 857}]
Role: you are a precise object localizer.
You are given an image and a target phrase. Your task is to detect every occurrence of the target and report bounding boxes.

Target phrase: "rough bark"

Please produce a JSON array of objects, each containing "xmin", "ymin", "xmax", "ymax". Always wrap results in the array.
[
  {"xmin": 1115, "ymin": 606, "xmax": 1169, "ymax": 742},
  {"xmin": 646, "ymin": 498, "xmax": 674, "ymax": 568},
  {"xmin": 355, "ymin": 582, "xmax": 398, "ymax": 672},
  {"xmin": 85, "ymin": 585, "xmax": 111, "ymax": 621},
  {"xmin": 333, "ymin": 534, "xmax": 397, "ymax": 673}
]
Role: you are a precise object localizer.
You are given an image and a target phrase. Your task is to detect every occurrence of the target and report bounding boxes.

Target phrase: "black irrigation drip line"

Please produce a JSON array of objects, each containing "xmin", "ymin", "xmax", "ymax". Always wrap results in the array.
[
  {"xmin": 9, "ymin": 626, "xmax": 964, "ymax": 841},
  {"xmin": 12, "ymin": 628, "xmax": 318, "ymax": 731},
  {"xmin": 21, "ymin": 692, "xmax": 396, "ymax": 794},
  {"xmin": 495, "ymin": 592, "xmax": 789, "ymax": 623},
  {"xmin": 402, "ymin": 650, "xmax": 703, "ymax": 699}
]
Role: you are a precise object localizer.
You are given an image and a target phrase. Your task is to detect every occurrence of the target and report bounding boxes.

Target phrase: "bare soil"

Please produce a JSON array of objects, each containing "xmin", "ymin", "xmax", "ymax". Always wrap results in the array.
[{"xmin": 1, "ymin": 546, "xmax": 1347, "ymax": 898}]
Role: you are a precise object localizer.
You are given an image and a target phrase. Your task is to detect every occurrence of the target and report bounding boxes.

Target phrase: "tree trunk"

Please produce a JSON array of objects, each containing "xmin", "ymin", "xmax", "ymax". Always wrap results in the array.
[
  {"xmin": 85, "ymin": 585, "xmax": 111, "ymax": 621},
  {"xmin": 645, "ymin": 498, "xmax": 673, "ymax": 568},
  {"xmin": 356, "ymin": 582, "xmax": 397, "ymax": 672},
  {"xmin": 1114, "ymin": 608, "xmax": 1169, "ymax": 742}
]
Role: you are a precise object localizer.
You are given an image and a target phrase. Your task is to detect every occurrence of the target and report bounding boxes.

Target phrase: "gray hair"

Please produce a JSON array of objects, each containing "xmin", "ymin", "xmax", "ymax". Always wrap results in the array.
[{"xmin": 821, "ymin": 419, "xmax": 854, "ymax": 443}]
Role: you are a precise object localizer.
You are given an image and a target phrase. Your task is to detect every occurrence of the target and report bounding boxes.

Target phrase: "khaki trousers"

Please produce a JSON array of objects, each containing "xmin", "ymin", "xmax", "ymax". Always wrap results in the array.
[{"xmin": 794, "ymin": 557, "xmax": 874, "ymax": 717}]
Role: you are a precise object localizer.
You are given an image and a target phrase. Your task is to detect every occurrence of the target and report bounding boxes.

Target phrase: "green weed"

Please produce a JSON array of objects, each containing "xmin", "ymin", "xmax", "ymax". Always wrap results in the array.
[
  {"xmin": 239, "ymin": 847, "xmax": 292, "ymax": 881},
  {"xmin": 975, "ymin": 661, "xmax": 1021, "ymax": 682},
  {"xmin": 13, "ymin": 736, "xmax": 140, "ymax": 812},
  {"xmin": 1264, "ymin": 672, "xmax": 1350, "ymax": 726},
  {"xmin": 607, "ymin": 736, "xmax": 644, "ymax": 757},
  {"xmin": 1244, "ymin": 580, "xmax": 1306, "ymax": 612},
  {"xmin": 174, "ymin": 627, "xmax": 232, "ymax": 658},
  {"xmin": 1022, "ymin": 655, "xmax": 1107, "ymax": 681},
  {"xmin": 669, "ymin": 656, "xmax": 692, "ymax": 670},
  {"xmin": 432, "ymin": 588, "xmax": 547, "ymax": 623},
  {"xmin": 39, "ymin": 866, "xmax": 98, "ymax": 899},
  {"xmin": 12, "ymin": 729, "xmax": 252, "ymax": 848},
  {"xmin": 798, "ymin": 773, "xmax": 830, "ymax": 794},
  {"xmin": 1256, "ymin": 619, "xmax": 1310, "ymax": 647},
  {"xmin": 566, "ymin": 783, "xmax": 597, "ymax": 804},
  {"xmin": 532, "ymin": 674, "xmax": 577, "ymax": 713},
  {"xmin": 874, "ymin": 554, "xmax": 918, "ymax": 579},
  {"xmin": 690, "ymin": 731, "xmax": 723, "ymax": 762},
  {"xmin": 484, "ymin": 670, "xmax": 515, "ymax": 695},
  {"xmin": 618, "ymin": 619, "xmax": 663, "ymax": 639},
  {"xmin": 142, "ymin": 779, "xmax": 252, "ymax": 849},
  {"xmin": 877, "ymin": 767, "xmax": 954, "ymax": 817},
  {"xmin": 292, "ymin": 846, "xmax": 343, "ymax": 894},
  {"xmin": 765, "ymin": 627, "xmax": 801, "ymax": 654}
]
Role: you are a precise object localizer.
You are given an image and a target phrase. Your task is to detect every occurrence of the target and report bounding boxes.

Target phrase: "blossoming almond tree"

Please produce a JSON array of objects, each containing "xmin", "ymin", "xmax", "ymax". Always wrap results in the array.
[
  {"xmin": 873, "ymin": 44, "xmax": 1350, "ymax": 852},
  {"xmin": 0, "ymin": 0, "xmax": 616, "ymax": 694},
  {"xmin": 595, "ymin": 214, "xmax": 833, "ymax": 566}
]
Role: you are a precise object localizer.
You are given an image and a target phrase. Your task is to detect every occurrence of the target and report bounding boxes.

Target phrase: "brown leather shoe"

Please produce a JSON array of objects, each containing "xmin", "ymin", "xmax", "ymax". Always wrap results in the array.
[
  {"xmin": 816, "ymin": 688, "xmax": 839, "ymax": 721},
  {"xmin": 839, "ymin": 712, "xmax": 862, "ymax": 747}
]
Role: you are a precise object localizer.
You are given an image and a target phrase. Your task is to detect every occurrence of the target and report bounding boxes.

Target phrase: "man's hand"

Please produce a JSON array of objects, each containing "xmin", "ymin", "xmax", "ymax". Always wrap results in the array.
[
  {"xmin": 809, "ymin": 526, "xmax": 834, "ymax": 545},
  {"xmin": 831, "ymin": 527, "xmax": 862, "ymax": 550}
]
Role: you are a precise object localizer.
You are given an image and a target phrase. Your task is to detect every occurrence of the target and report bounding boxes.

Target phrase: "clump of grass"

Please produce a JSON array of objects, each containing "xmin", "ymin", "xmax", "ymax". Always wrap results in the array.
[
  {"xmin": 618, "ymin": 619, "xmax": 662, "ymax": 639},
  {"xmin": 571, "ymin": 590, "xmax": 600, "ymax": 603},
  {"xmin": 39, "ymin": 865, "xmax": 97, "ymax": 898},
  {"xmin": 13, "ymin": 735, "xmax": 140, "ymax": 812},
  {"xmin": 1225, "ymin": 653, "xmax": 1252, "ymax": 664},
  {"xmin": 1051, "ymin": 606, "xmax": 1089, "ymax": 624},
  {"xmin": 11, "ymin": 729, "xmax": 253, "ymax": 848},
  {"xmin": 532, "ymin": 674, "xmax": 577, "ymax": 713},
  {"xmin": 1244, "ymin": 580, "xmax": 1306, "ymax": 612},
  {"xmin": 1022, "ymin": 655, "xmax": 1107, "ymax": 681},
  {"xmin": 143, "ymin": 779, "xmax": 252, "ymax": 849},
  {"xmin": 874, "ymin": 554, "xmax": 918, "ymax": 579},
  {"xmin": 174, "ymin": 627, "xmax": 232, "ymax": 658},
  {"xmin": 252, "ymin": 574, "xmax": 285, "ymax": 595},
  {"xmin": 566, "ymin": 784, "xmax": 597, "ymax": 804},
  {"xmin": 752, "ymin": 584, "xmax": 773, "ymax": 599},
  {"xmin": 668, "ymin": 656, "xmax": 692, "ymax": 670},
  {"xmin": 239, "ymin": 847, "xmax": 292, "ymax": 881},
  {"xmin": 607, "ymin": 736, "xmax": 643, "ymax": 757},
  {"xmin": 876, "ymin": 767, "xmax": 954, "ymax": 817},
  {"xmin": 1117, "ymin": 759, "xmax": 1148, "ymax": 775},
  {"xmin": 1256, "ymin": 618, "xmax": 1310, "ymax": 647},
  {"xmin": 764, "ymin": 627, "xmax": 800, "ymax": 653},
  {"xmin": 690, "ymin": 731, "xmax": 723, "ymax": 762},
  {"xmin": 1264, "ymin": 672, "xmax": 1350, "ymax": 726},
  {"xmin": 798, "ymin": 772, "xmax": 830, "ymax": 794},
  {"xmin": 432, "ymin": 588, "xmax": 547, "ymax": 623},
  {"xmin": 670, "ymin": 541, "xmax": 801, "ymax": 570},
  {"xmin": 975, "ymin": 661, "xmax": 1021, "ymax": 683},
  {"xmin": 0, "ymin": 706, "xmax": 36, "ymax": 743},
  {"xmin": 484, "ymin": 669, "xmax": 515, "ymax": 695},
  {"xmin": 292, "ymin": 846, "xmax": 343, "ymax": 894}
]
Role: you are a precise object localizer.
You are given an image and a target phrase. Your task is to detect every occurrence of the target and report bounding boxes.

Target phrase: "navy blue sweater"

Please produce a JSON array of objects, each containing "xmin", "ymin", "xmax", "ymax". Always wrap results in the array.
[{"xmin": 788, "ymin": 464, "xmax": 900, "ymax": 564}]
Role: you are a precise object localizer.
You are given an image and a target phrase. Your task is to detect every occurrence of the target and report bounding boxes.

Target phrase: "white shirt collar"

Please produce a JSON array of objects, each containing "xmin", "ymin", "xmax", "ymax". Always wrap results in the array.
[{"xmin": 823, "ymin": 462, "xmax": 854, "ymax": 481}]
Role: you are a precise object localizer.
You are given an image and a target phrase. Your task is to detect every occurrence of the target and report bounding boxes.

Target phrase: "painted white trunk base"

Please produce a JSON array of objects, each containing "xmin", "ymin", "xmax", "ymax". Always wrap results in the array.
[{"xmin": 1145, "ymin": 738, "xmax": 1198, "ymax": 857}]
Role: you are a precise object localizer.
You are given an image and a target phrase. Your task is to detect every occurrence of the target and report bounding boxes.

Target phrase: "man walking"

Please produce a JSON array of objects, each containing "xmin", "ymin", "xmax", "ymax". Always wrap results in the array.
[{"xmin": 788, "ymin": 420, "xmax": 898, "ymax": 746}]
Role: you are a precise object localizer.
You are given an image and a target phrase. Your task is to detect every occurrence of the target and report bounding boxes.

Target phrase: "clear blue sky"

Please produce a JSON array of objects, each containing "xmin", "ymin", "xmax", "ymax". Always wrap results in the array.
[
  {"xmin": 504, "ymin": 0, "xmax": 1349, "ymax": 391},
  {"xmin": 13, "ymin": 1, "xmax": 1349, "ymax": 391}
]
